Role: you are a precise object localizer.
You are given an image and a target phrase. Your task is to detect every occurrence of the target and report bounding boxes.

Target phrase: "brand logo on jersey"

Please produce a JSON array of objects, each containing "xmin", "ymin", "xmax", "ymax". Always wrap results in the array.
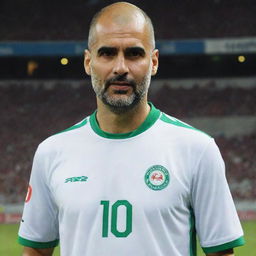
[
  {"xmin": 144, "ymin": 165, "xmax": 170, "ymax": 190},
  {"xmin": 25, "ymin": 185, "xmax": 32, "ymax": 203},
  {"xmin": 65, "ymin": 176, "xmax": 88, "ymax": 183}
]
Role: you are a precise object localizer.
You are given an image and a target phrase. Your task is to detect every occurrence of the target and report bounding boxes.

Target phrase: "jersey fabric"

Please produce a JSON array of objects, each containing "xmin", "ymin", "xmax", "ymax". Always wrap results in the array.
[{"xmin": 18, "ymin": 103, "xmax": 244, "ymax": 256}]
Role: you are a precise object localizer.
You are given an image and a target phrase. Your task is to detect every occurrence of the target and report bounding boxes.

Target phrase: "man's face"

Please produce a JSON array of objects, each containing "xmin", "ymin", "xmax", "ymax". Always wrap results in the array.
[{"xmin": 84, "ymin": 14, "xmax": 159, "ymax": 113}]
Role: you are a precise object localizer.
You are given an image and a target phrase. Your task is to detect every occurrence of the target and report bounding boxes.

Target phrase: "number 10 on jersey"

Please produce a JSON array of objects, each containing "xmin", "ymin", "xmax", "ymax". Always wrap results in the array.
[{"xmin": 101, "ymin": 200, "xmax": 132, "ymax": 237}]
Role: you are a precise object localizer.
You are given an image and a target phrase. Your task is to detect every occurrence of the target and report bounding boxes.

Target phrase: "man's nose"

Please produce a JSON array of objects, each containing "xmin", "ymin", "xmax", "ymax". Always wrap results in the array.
[{"xmin": 113, "ymin": 54, "xmax": 129, "ymax": 75}]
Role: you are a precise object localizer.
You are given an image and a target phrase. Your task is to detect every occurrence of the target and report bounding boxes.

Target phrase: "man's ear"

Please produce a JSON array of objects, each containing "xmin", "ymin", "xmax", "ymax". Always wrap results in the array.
[
  {"xmin": 84, "ymin": 49, "xmax": 91, "ymax": 75},
  {"xmin": 151, "ymin": 49, "xmax": 159, "ymax": 76}
]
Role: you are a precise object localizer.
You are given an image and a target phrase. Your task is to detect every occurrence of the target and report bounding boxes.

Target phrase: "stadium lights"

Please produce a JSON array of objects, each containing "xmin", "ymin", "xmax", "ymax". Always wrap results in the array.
[
  {"xmin": 60, "ymin": 57, "xmax": 69, "ymax": 65},
  {"xmin": 27, "ymin": 60, "xmax": 38, "ymax": 76},
  {"xmin": 238, "ymin": 55, "xmax": 246, "ymax": 63}
]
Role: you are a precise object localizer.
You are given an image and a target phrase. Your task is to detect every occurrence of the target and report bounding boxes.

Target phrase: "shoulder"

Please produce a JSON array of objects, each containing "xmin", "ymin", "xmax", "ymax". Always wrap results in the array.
[
  {"xmin": 37, "ymin": 117, "xmax": 90, "ymax": 155},
  {"xmin": 155, "ymin": 111, "xmax": 219, "ymax": 165},
  {"xmin": 158, "ymin": 112, "xmax": 212, "ymax": 144}
]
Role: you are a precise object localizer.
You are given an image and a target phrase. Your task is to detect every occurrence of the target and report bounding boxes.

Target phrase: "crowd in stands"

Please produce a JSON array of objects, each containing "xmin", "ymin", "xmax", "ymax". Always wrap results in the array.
[
  {"xmin": 216, "ymin": 134, "xmax": 256, "ymax": 200},
  {"xmin": 0, "ymin": 82, "xmax": 255, "ymax": 203},
  {"xmin": 151, "ymin": 83, "xmax": 256, "ymax": 118},
  {"xmin": 1, "ymin": 0, "xmax": 256, "ymax": 40}
]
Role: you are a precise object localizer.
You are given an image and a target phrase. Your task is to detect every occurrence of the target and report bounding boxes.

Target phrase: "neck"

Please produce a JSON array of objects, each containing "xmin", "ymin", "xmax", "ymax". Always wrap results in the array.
[{"xmin": 96, "ymin": 98, "xmax": 150, "ymax": 134}]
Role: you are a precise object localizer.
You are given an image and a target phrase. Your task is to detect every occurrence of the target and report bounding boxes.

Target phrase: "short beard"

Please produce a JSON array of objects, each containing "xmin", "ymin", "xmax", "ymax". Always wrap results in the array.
[{"xmin": 91, "ymin": 71, "xmax": 151, "ymax": 114}]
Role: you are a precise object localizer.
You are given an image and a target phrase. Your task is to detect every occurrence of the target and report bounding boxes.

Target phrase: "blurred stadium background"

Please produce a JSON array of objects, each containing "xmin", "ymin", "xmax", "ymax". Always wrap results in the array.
[{"xmin": 0, "ymin": 0, "xmax": 255, "ymax": 254}]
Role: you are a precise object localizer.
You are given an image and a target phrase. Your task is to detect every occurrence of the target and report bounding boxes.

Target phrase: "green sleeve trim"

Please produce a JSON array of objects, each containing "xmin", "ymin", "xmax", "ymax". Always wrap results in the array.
[
  {"xmin": 202, "ymin": 236, "xmax": 245, "ymax": 253},
  {"xmin": 160, "ymin": 113, "xmax": 211, "ymax": 137},
  {"xmin": 189, "ymin": 209, "xmax": 197, "ymax": 256},
  {"xmin": 56, "ymin": 118, "xmax": 88, "ymax": 134},
  {"xmin": 18, "ymin": 236, "xmax": 59, "ymax": 249}
]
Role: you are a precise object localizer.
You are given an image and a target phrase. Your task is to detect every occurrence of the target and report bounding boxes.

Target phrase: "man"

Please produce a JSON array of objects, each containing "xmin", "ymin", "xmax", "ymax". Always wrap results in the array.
[{"xmin": 18, "ymin": 2, "xmax": 244, "ymax": 256}]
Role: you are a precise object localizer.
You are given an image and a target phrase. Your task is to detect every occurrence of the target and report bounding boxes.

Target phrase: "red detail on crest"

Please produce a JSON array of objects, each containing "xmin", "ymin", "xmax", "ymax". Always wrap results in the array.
[
  {"xmin": 151, "ymin": 173, "xmax": 163, "ymax": 181},
  {"xmin": 25, "ymin": 185, "xmax": 32, "ymax": 203}
]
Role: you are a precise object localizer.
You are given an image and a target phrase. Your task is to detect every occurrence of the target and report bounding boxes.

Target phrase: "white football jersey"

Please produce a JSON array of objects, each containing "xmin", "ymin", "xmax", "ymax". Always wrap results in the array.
[{"xmin": 18, "ymin": 103, "xmax": 244, "ymax": 256}]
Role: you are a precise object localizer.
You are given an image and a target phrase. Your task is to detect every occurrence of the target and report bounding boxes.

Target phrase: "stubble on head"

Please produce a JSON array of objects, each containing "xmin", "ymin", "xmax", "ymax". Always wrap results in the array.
[{"xmin": 88, "ymin": 2, "xmax": 155, "ymax": 51}]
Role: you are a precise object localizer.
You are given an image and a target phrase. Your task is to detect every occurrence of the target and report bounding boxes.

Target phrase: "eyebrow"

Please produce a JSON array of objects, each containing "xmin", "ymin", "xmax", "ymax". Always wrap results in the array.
[
  {"xmin": 125, "ymin": 47, "xmax": 146, "ymax": 56},
  {"xmin": 97, "ymin": 46, "xmax": 146, "ymax": 56},
  {"xmin": 97, "ymin": 46, "xmax": 117, "ymax": 56}
]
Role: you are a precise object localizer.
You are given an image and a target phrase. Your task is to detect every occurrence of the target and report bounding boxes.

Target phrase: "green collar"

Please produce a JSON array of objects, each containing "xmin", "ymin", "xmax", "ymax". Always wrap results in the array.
[{"xmin": 89, "ymin": 103, "xmax": 160, "ymax": 139}]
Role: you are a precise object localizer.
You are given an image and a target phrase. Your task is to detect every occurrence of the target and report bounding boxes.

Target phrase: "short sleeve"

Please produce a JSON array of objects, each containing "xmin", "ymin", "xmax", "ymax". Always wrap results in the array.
[
  {"xmin": 18, "ymin": 144, "xmax": 59, "ymax": 248},
  {"xmin": 191, "ymin": 138, "xmax": 245, "ymax": 253}
]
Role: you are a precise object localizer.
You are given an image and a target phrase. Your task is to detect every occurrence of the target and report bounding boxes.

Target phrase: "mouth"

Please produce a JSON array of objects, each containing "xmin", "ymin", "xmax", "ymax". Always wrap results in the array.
[{"xmin": 109, "ymin": 82, "xmax": 132, "ymax": 91}]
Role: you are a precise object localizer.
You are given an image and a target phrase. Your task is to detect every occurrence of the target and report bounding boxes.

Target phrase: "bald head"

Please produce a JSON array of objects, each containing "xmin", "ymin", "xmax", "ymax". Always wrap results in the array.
[{"xmin": 88, "ymin": 2, "xmax": 155, "ymax": 50}]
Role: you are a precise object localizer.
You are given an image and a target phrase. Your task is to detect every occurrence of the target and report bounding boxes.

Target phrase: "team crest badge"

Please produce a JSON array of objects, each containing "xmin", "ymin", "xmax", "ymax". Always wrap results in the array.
[{"xmin": 144, "ymin": 165, "xmax": 170, "ymax": 190}]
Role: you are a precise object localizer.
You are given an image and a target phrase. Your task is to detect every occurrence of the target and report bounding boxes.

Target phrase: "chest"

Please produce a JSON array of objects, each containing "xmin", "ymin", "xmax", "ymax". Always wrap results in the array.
[{"xmin": 48, "ymin": 139, "xmax": 192, "ymax": 215}]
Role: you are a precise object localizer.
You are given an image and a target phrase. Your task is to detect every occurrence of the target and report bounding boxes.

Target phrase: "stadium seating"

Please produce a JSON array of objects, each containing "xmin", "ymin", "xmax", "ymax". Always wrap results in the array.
[
  {"xmin": 216, "ymin": 134, "xmax": 256, "ymax": 200},
  {"xmin": 1, "ymin": 0, "xmax": 256, "ymax": 40},
  {"xmin": 150, "ymin": 83, "xmax": 256, "ymax": 118}
]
